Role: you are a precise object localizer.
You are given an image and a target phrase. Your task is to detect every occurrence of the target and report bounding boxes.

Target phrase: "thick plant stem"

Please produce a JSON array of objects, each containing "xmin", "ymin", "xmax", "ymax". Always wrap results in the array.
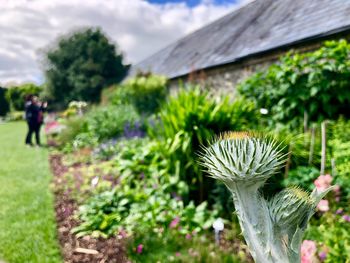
[
  {"xmin": 320, "ymin": 121, "xmax": 327, "ymax": 175},
  {"xmin": 228, "ymin": 182, "xmax": 289, "ymax": 263}
]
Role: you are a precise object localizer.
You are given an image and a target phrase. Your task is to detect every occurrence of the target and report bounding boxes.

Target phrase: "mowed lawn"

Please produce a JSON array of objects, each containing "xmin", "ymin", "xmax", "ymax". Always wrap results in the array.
[{"xmin": 0, "ymin": 122, "xmax": 61, "ymax": 263}]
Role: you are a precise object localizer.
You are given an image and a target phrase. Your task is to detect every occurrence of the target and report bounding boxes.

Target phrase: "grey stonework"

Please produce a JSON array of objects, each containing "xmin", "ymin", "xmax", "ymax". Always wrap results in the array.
[{"xmin": 167, "ymin": 32, "xmax": 350, "ymax": 97}]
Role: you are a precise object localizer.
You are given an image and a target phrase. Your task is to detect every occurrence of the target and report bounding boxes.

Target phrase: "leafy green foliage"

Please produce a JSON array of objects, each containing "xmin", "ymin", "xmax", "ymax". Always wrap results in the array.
[
  {"xmin": 43, "ymin": 27, "xmax": 129, "ymax": 108},
  {"xmin": 154, "ymin": 87, "xmax": 259, "ymax": 203},
  {"xmin": 128, "ymin": 230, "xmax": 246, "ymax": 263},
  {"xmin": 329, "ymin": 118, "xmax": 350, "ymax": 198},
  {"xmin": 238, "ymin": 40, "xmax": 350, "ymax": 127},
  {"xmin": 5, "ymin": 111, "xmax": 25, "ymax": 122},
  {"xmin": 0, "ymin": 87, "xmax": 9, "ymax": 116},
  {"xmin": 72, "ymin": 138, "xmax": 216, "ymax": 238},
  {"xmin": 5, "ymin": 83, "xmax": 42, "ymax": 111},
  {"xmin": 124, "ymin": 74, "xmax": 168, "ymax": 114},
  {"xmin": 85, "ymin": 105, "xmax": 140, "ymax": 141},
  {"xmin": 283, "ymin": 166, "xmax": 320, "ymax": 191},
  {"xmin": 306, "ymin": 213, "xmax": 350, "ymax": 262},
  {"xmin": 58, "ymin": 104, "xmax": 143, "ymax": 150},
  {"xmin": 106, "ymin": 84, "xmax": 132, "ymax": 106}
]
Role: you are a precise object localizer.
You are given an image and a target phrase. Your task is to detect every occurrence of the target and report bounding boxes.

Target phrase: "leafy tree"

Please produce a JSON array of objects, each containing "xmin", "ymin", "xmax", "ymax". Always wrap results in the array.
[
  {"xmin": 5, "ymin": 83, "xmax": 42, "ymax": 111},
  {"xmin": 43, "ymin": 27, "xmax": 129, "ymax": 108},
  {"xmin": 238, "ymin": 40, "xmax": 350, "ymax": 128},
  {"xmin": 0, "ymin": 87, "xmax": 9, "ymax": 116}
]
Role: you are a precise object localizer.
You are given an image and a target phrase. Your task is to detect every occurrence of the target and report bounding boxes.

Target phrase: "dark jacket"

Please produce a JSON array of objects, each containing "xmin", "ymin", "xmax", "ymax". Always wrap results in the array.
[{"xmin": 25, "ymin": 102, "xmax": 40, "ymax": 124}]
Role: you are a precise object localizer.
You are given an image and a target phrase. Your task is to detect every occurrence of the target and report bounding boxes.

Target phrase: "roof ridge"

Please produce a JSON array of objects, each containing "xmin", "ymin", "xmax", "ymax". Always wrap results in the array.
[{"xmin": 134, "ymin": 0, "xmax": 257, "ymax": 67}]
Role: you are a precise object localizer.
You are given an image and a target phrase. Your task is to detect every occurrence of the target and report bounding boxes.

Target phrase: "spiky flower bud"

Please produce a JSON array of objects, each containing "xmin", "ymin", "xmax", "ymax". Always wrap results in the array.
[
  {"xmin": 201, "ymin": 132, "xmax": 286, "ymax": 184},
  {"xmin": 269, "ymin": 187, "xmax": 314, "ymax": 228}
]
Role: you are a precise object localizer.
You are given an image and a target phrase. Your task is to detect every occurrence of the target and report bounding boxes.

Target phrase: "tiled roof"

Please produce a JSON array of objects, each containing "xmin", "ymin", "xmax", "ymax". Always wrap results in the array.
[{"xmin": 130, "ymin": 0, "xmax": 350, "ymax": 79}]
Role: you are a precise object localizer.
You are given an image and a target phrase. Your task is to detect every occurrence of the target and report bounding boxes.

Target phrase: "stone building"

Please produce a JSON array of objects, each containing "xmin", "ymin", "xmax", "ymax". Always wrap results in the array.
[{"xmin": 130, "ymin": 0, "xmax": 350, "ymax": 94}]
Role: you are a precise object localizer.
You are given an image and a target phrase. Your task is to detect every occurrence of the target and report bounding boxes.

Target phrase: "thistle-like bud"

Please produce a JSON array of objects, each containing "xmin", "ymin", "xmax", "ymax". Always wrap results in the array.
[
  {"xmin": 200, "ymin": 132, "xmax": 286, "ymax": 184},
  {"xmin": 269, "ymin": 187, "xmax": 314, "ymax": 229}
]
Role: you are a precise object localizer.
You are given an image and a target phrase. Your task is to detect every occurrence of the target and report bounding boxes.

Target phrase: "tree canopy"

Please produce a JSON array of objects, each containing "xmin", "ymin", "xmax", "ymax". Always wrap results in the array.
[
  {"xmin": 43, "ymin": 28, "xmax": 129, "ymax": 109},
  {"xmin": 5, "ymin": 83, "xmax": 42, "ymax": 111},
  {"xmin": 0, "ymin": 87, "xmax": 9, "ymax": 116}
]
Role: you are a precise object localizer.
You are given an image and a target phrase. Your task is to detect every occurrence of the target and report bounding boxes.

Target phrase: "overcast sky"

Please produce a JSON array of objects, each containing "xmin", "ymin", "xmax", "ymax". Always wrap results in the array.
[{"xmin": 0, "ymin": 0, "xmax": 246, "ymax": 85}]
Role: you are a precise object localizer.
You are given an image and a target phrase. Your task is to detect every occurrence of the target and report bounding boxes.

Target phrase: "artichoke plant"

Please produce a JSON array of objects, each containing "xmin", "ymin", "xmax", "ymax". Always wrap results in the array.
[{"xmin": 200, "ymin": 132, "xmax": 333, "ymax": 263}]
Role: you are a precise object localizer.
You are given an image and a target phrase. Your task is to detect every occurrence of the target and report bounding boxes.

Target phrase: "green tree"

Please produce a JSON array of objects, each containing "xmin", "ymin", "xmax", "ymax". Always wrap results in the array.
[
  {"xmin": 5, "ymin": 83, "xmax": 42, "ymax": 111},
  {"xmin": 0, "ymin": 87, "xmax": 10, "ymax": 116},
  {"xmin": 43, "ymin": 27, "xmax": 129, "ymax": 108}
]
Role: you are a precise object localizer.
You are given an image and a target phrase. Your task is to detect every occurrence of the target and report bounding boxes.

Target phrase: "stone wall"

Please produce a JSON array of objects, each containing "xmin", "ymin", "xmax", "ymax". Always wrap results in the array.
[{"xmin": 168, "ymin": 34, "xmax": 350, "ymax": 96}]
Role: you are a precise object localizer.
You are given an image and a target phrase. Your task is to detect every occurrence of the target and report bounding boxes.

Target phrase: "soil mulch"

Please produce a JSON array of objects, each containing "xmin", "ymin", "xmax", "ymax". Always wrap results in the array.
[{"xmin": 50, "ymin": 154, "xmax": 128, "ymax": 263}]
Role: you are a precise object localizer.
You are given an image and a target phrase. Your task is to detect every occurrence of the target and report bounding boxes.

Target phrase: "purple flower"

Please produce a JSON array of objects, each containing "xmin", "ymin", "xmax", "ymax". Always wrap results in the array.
[
  {"xmin": 318, "ymin": 251, "xmax": 327, "ymax": 261},
  {"xmin": 342, "ymin": 215, "xmax": 350, "ymax": 222},
  {"xmin": 335, "ymin": 208, "xmax": 344, "ymax": 215},
  {"xmin": 139, "ymin": 173, "xmax": 145, "ymax": 180},
  {"xmin": 123, "ymin": 121, "xmax": 146, "ymax": 139},
  {"xmin": 171, "ymin": 192, "xmax": 182, "ymax": 201}
]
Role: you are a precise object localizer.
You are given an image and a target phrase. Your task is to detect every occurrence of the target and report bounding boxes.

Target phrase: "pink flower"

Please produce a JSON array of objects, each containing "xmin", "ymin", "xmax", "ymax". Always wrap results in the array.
[
  {"xmin": 185, "ymin": 233, "xmax": 191, "ymax": 239},
  {"xmin": 333, "ymin": 185, "xmax": 341, "ymax": 194},
  {"xmin": 136, "ymin": 244, "xmax": 143, "ymax": 254},
  {"xmin": 169, "ymin": 216, "xmax": 180, "ymax": 228},
  {"xmin": 317, "ymin": 200, "xmax": 329, "ymax": 212},
  {"xmin": 118, "ymin": 229, "xmax": 128, "ymax": 238},
  {"xmin": 301, "ymin": 240, "xmax": 317, "ymax": 263},
  {"xmin": 314, "ymin": 174, "xmax": 332, "ymax": 192},
  {"xmin": 175, "ymin": 252, "xmax": 181, "ymax": 257}
]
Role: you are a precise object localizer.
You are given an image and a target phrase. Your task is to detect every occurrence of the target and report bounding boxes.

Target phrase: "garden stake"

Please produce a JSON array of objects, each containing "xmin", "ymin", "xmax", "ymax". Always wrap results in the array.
[{"xmin": 200, "ymin": 132, "xmax": 334, "ymax": 263}]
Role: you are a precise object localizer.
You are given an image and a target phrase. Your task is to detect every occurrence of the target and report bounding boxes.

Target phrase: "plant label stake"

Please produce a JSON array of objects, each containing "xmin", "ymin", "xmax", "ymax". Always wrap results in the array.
[{"xmin": 213, "ymin": 218, "xmax": 224, "ymax": 245}]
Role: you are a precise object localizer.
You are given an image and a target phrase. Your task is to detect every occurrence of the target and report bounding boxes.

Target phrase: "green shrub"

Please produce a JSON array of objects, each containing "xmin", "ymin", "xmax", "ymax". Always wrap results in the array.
[
  {"xmin": 73, "ymin": 138, "xmax": 215, "ymax": 237},
  {"xmin": 86, "ymin": 104, "xmax": 140, "ymax": 141},
  {"xmin": 154, "ymin": 87, "xmax": 259, "ymax": 203},
  {"xmin": 108, "ymin": 85, "xmax": 132, "ymax": 106},
  {"xmin": 57, "ymin": 116, "xmax": 88, "ymax": 147},
  {"xmin": 283, "ymin": 166, "xmax": 320, "ymax": 191},
  {"xmin": 123, "ymin": 74, "xmax": 168, "ymax": 114},
  {"xmin": 6, "ymin": 111, "xmax": 25, "ymax": 121},
  {"xmin": 238, "ymin": 40, "xmax": 350, "ymax": 128}
]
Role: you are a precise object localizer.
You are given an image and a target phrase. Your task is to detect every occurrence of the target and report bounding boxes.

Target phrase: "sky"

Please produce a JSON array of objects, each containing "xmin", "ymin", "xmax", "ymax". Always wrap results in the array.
[{"xmin": 0, "ymin": 0, "xmax": 246, "ymax": 85}]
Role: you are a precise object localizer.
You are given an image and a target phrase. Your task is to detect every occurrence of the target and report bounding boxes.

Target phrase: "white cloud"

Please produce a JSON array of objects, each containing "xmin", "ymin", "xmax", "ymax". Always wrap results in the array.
[{"xmin": 0, "ymin": 0, "xmax": 246, "ymax": 85}]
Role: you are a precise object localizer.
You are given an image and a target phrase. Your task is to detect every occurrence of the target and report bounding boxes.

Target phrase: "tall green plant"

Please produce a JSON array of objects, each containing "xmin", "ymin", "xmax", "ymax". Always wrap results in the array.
[
  {"xmin": 201, "ymin": 132, "xmax": 333, "ymax": 263},
  {"xmin": 155, "ymin": 87, "xmax": 259, "ymax": 203}
]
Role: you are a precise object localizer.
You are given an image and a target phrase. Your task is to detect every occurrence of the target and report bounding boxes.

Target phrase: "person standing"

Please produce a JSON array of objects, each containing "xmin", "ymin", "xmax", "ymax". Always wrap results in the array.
[{"xmin": 25, "ymin": 95, "xmax": 46, "ymax": 146}]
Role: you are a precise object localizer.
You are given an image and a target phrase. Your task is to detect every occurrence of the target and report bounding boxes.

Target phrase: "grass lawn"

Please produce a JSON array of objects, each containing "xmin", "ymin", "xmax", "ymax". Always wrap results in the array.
[{"xmin": 0, "ymin": 122, "xmax": 61, "ymax": 263}]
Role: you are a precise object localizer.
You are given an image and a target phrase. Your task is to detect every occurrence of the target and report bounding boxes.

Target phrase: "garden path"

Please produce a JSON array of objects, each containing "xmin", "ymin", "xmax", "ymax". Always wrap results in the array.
[{"xmin": 0, "ymin": 122, "xmax": 61, "ymax": 263}]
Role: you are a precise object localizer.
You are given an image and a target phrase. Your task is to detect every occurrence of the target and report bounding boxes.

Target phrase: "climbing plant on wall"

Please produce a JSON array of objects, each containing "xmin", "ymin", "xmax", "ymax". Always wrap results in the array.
[{"xmin": 238, "ymin": 40, "xmax": 350, "ymax": 129}]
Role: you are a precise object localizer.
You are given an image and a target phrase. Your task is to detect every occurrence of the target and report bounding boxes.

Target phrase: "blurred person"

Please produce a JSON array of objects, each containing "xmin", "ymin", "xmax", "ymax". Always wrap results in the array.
[{"xmin": 25, "ymin": 95, "xmax": 47, "ymax": 146}]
